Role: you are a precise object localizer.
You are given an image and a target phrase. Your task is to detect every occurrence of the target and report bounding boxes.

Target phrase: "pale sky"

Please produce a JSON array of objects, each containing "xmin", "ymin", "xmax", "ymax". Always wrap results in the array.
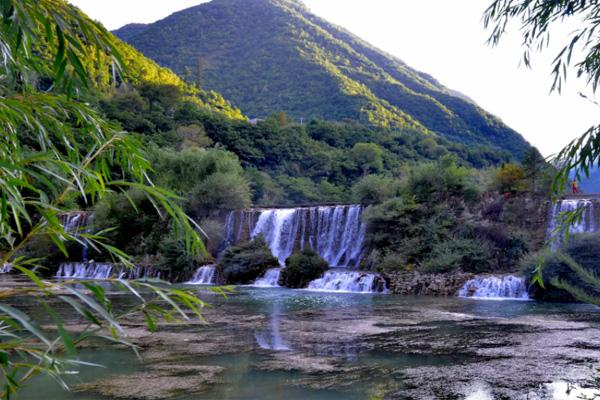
[{"xmin": 70, "ymin": 0, "xmax": 599, "ymax": 157}]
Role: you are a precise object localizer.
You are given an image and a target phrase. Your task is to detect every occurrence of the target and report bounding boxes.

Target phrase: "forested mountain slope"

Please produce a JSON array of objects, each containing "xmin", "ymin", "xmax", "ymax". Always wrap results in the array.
[{"xmin": 114, "ymin": 0, "xmax": 530, "ymax": 158}]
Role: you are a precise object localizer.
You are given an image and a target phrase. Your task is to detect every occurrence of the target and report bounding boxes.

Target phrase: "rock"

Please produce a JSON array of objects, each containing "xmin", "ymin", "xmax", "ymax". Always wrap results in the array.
[
  {"xmin": 384, "ymin": 270, "xmax": 474, "ymax": 296},
  {"xmin": 74, "ymin": 364, "xmax": 224, "ymax": 399}
]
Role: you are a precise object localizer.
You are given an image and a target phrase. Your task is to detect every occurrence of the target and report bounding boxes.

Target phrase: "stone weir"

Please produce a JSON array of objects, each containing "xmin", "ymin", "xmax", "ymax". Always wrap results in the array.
[{"xmin": 217, "ymin": 205, "xmax": 386, "ymax": 293}]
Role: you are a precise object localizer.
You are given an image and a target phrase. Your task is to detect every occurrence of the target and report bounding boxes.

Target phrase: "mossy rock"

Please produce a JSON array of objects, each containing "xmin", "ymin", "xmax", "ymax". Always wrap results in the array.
[
  {"xmin": 217, "ymin": 236, "xmax": 279, "ymax": 284},
  {"xmin": 280, "ymin": 250, "xmax": 329, "ymax": 289}
]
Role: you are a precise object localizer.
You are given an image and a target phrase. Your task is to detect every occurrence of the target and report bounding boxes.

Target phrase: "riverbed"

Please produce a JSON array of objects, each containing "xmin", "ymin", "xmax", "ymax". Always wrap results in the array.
[{"xmin": 14, "ymin": 280, "xmax": 600, "ymax": 400}]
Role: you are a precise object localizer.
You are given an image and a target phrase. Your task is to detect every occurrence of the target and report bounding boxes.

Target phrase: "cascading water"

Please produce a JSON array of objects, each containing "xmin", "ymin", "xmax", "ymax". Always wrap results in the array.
[
  {"xmin": 188, "ymin": 265, "xmax": 217, "ymax": 285},
  {"xmin": 223, "ymin": 205, "xmax": 384, "ymax": 293},
  {"xmin": 307, "ymin": 270, "xmax": 387, "ymax": 293},
  {"xmin": 254, "ymin": 268, "xmax": 282, "ymax": 287},
  {"xmin": 56, "ymin": 262, "xmax": 115, "ymax": 279},
  {"xmin": 547, "ymin": 199, "xmax": 599, "ymax": 249},
  {"xmin": 60, "ymin": 212, "xmax": 93, "ymax": 261},
  {"xmin": 56, "ymin": 262, "xmax": 161, "ymax": 280},
  {"xmin": 458, "ymin": 275, "xmax": 529, "ymax": 300}
]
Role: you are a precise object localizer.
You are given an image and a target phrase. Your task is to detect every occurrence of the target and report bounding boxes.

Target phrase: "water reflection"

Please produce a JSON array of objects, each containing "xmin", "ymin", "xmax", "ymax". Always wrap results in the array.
[{"xmin": 255, "ymin": 302, "xmax": 291, "ymax": 351}]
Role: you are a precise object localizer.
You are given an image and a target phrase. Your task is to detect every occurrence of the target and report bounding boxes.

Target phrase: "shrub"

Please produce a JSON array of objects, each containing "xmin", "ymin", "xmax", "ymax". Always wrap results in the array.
[
  {"xmin": 351, "ymin": 174, "xmax": 399, "ymax": 204},
  {"xmin": 280, "ymin": 250, "xmax": 329, "ymax": 288},
  {"xmin": 493, "ymin": 163, "xmax": 527, "ymax": 193},
  {"xmin": 217, "ymin": 236, "xmax": 279, "ymax": 284},
  {"xmin": 407, "ymin": 156, "xmax": 479, "ymax": 204},
  {"xmin": 156, "ymin": 236, "xmax": 196, "ymax": 277},
  {"xmin": 190, "ymin": 172, "xmax": 251, "ymax": 215},
  {"xmin": 424, "ymin": 238, "xmax": 491, "ymax": 273},
  {"xmin": 351, "ymin": 142, "xmax": 384, "ymax": 175}
]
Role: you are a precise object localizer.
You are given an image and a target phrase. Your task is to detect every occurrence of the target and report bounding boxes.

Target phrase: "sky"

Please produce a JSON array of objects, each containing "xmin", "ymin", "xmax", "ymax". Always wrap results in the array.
[{"xmin": 69, "ymin": 0, "xmax": 599, "ymax": 157}]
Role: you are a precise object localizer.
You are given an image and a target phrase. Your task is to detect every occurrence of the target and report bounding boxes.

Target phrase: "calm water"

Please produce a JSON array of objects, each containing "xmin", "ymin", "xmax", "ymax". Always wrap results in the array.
[{"xmin": 14, "ymin": 283, "xmax": 600, "ymax": 400}]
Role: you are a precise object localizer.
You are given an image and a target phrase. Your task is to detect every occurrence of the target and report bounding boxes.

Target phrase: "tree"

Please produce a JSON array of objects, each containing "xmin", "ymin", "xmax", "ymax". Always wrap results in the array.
[
  {"xmin": 494, "ymin": 163, "xmax": 528, "ymax": 193},
  {"xmin": 351, "ymin": 143, "xmax": 384, "ymax": 175},
  {"xmin": 484, "ymin": 0, "xmax": 600, "ymax": 193},
  {"xmin": 521, "ymin": 147, "xmax": 547, "ymax": 192},
  {"xmin": 0, "ymin": 1, "xmax": 215, "ymax": 397}
]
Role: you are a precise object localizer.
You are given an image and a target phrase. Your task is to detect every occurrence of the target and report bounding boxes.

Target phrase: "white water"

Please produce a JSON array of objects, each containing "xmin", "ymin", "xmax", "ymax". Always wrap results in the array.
[
  {"xmin": 225, "ymin": 205, "xmax": 366, "ymax": 268},
  {"xmin": 60, "ymin": 212, "xmax": 93, "ymax": 261},
  {"xmin": 56, "ymin": 262, "xmax": 115, "ymax": 279},
  {"xmin": 251, "ymin": 209, "xmax": 299, "ymax": 265},
  {"xmin": 307, "ymin": 270, "xmax": 387, "ymax": 293},
  {"xmin": 458, "ymin": 275, "xmax": 529, "ymax": 300},
  {"xmin": 0, "ymin": 263, "xmax": 12, "ymax": 274},
  {"xmin": 188, "ymin": 265, "xmax": 216, "ymax": 285},
  {"xmin": 548, "ymin": 199, "xmax": 598, "ymax": 249},
  {"xmin": 254, "ymin": 268, "xmax": 282, "ymax": 287},
  {"xmin": 56, "ymin": 262, "xmax": 161, "ymax": 280}
]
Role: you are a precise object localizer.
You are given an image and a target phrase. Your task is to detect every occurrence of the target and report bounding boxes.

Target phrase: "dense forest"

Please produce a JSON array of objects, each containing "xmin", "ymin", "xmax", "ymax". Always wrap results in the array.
[{"xmin": 114, "ymin": 0, "xmax": 531, "ymax": 159}]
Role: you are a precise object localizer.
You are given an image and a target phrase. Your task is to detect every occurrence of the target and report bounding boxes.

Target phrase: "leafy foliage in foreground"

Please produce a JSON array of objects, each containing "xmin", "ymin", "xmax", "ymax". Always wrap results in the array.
[
  {"xmin": 0, "ymin": 0, "xmax": 221, "ymax": 397},
  {"xmin": 522, "ymin": 233, "xmax": 600, "ymax": 303},
  {"xmin": 114, "ymin": 0, "xmax": 531, "ymax": 158}
]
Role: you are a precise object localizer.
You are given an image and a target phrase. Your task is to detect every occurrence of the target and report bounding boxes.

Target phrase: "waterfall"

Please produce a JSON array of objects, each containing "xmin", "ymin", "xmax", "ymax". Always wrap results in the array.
[
  {"xmin": 247, "ymin": 205, "xmax": 366, "ymax": 267},
  {"xmin": 307, "ymin": 270, "xmax": 387, "ymax": 293},
  {"xmin": 60, "ymin": 212, "xmax": 93, "ymax": 261},
  {"xmin": 223, "ymin": 205, "xmax": 385, "ymax": 293},
  {"xmin": 457, "ymin": 275, "xmax": 529, "ymax": 300},
  {"xmin": 188, "ymin": 265, "xmax": 216, "ymax": 285},
  {"xmin": 548, "ymin": 199, "xmax": 599, "ymax": 249},
  {"xmin": 56, "ymin": 262, "xmax": 161, "ymax": 280},
  {"xmin": 56, "ymin": 262, "xmax": 115, "ymax": 279},
  {"xmin": 254, "ymin": 268, "xmax": 282, "ymax": 287}
]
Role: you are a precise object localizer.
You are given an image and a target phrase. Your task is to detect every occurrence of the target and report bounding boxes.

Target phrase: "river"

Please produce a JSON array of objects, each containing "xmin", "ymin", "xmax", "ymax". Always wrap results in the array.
[{"xmin": 13, "ymin": 279, "xmax": 600, "ymax": 400}]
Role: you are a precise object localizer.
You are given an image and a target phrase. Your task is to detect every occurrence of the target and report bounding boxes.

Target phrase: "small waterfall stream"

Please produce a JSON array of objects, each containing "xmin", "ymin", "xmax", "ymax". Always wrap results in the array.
[
  {"xmin": 458, "ymin": 276, "xmax": 529, "ymax": 300},
  {"xmin": 187, "ymin": 265, "xmax": 217, "ymax": 285},
  {"xmin": 307, "ymin": 270, "xmax": 387, "ymax": 293},
  {"xmin": 547, "ymin": 198, "xmax": 600, "ymax": 249},
  {"xmin": 253, "ymin": 268, "xmax": 282, "ymax": 287},
  {"xmin": 60, "ymin": 212, "xmax": 93, "ymax": 261}
]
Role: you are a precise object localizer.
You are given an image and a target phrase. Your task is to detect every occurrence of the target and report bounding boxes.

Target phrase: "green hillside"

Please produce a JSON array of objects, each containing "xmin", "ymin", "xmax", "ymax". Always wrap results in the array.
[
  {"xmin": 114, "ymin": 0, "xmax": 530, "ymax": 158},
  {"xmin": 74, "ymin": 15, "xmax": 244, "ymax": 120}
]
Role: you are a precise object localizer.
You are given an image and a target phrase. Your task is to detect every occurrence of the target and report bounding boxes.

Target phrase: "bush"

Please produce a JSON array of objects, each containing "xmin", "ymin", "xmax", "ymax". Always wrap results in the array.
[
  {"xmin": 217, "ymin": 236, "xmax": 279, "ymax": 284},
  {"xmin": 351, "ymin": 174, "xmax": 399, "ymax": 204},
  {"xmin": 156, "ymin": 236, "xmax": 197, "ymax": 277},
  {"xmin": 407, "ymin": 156, "xmax": 479, "ymax": 204},
  {"xmin": 190, "ymin": 172, "xmax": 251, "ymax": 215},
  {"xmin": 493, "ymin": 163, "xmax": 527, "ymax": 193},
  {"xmin": 280, "ymin": 250, "xmax": 329, "ymax": 288},
  {"xmin": 351, "ymin": 142, "xmax": 384, "ymax": 175},
  {"xmin": 424, "ymin": 238, "xmax": 491, "ymax": 273}
]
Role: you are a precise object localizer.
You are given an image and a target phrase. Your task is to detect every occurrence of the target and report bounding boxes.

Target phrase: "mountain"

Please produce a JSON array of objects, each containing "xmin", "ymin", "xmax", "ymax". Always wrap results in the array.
[
  {"xmin": 114, "ymin": 0, "xmax": 530, "ymax": 158},
  {"xmin": 64, "ymin": 5, "xmax": 243, "ymax": 120}
]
